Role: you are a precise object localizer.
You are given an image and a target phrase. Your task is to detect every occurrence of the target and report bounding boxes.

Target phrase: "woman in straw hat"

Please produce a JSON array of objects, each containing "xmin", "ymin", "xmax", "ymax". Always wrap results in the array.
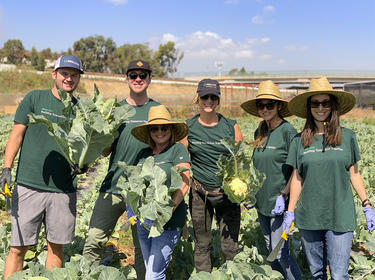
[
  {"xmin": 130, "ymin": 105, "xmax": 191, "ymax": 280},
  {"xmin": 282, "ymin": 77, "xmax": 375, "ymax": 279},
  {"xmin": 241, "ymin": 80, "xmax": 301, "ymax": 280},
  {"xmin": 180, "ymin": 78, "xmax": 243, "ymax": 272}
]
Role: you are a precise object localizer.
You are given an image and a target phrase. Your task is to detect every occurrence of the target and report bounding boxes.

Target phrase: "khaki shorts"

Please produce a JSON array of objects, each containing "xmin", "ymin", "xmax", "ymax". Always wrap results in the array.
[{"xmin": 10, "ymin": 184, "xmax": 77, "ymax": 246}]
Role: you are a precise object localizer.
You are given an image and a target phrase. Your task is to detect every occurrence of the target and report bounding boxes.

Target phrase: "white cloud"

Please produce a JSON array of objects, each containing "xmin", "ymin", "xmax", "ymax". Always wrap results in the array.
[
  {"xmin": 245, "ymin": 37, "xmax": 270, "ymax": 45},
  {"xmin": 264, "ymin": 5, "xmax": 275, "ymax": 12},
  {"xmin": 252, "ymin": 5, "xmax": 276, "ymax": 24},
  {"xmin": 105, "ymin": 0, "xmax": 128, "ymax": 5},
  {"xmin": 284, "ymin": 45, "xmax": 309, "ymax": 51},
  {"xmin": 278, "ymin": 59, "xmax": 285, "ymax": 64},
  {"xmin": 252, "ymin": 15, "xmax": 264, "ymax": 24},
  {"xmin": 152, "ymin": 31, "xmax": 259, "ymax": 60},
  {"xmin": 162, "ymin": 33, "xmax": 179, "ymax": 43}
]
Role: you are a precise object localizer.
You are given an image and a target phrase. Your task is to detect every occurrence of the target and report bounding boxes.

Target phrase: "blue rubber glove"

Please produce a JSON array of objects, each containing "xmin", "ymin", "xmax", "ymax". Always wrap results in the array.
[
  {"xmin": 282, "ymin": 211, "xmax": 295, "ymax": 235},
  {"xmin": 271, "ymin": 195, "xmax": 285, "ymax": 215},
  {"xmin": 363, "ymin": 206, "xmax": 375, "ymax": 233},
  {"xmin": 143, "ymin": 218, "xmax": 154, "ymax": 231},
  {"xmin": 126, "ymin": 206, "xmax": 138, "ymax": 225}
]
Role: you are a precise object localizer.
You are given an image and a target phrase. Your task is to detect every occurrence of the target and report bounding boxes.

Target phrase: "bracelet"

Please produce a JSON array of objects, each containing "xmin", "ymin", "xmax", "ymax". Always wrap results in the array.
[{"xmin": 362, "ymin": 198, "xmax": 372, "ymax": 207}]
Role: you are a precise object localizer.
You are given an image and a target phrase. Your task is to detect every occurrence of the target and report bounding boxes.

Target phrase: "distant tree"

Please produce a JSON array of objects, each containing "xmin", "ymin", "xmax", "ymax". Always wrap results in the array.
[
  {"xmin": 2, "ymin": 39, "xmax": 25, "ymax": 64},
  {"xmin": 110, "ymin": 43, "xmax": 154, "ymax": 74},
  {"xmin": 36, "ymin": 52, "xmax": 46, "ymax": 71},
  {"xmin": 30, "ymin": 47, "xmax": 38, "ymax": 67},
  {"xmin": 40, "ymin": 48, "xmax": 53, "ymax": 59},
  {"xmin": 73, "ymin": 35, "xmax": 116, "ymax": 73},
  {"xmin": 154, "ymin": 42, "xmax": 184, "ymax": 78},
  {"xmin": 228, "ymin": 68, "xmax": 239, "ymax": 76},
  {"xmin": 239, "ymin": 67, "xmax": 247, "ymax": 75}
]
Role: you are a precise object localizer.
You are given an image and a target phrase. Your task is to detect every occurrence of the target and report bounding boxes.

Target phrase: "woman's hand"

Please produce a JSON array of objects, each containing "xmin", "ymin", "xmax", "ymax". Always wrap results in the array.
[{"xmin": 271, "ymin": 195, "xmax": 285, "ymax": 215}]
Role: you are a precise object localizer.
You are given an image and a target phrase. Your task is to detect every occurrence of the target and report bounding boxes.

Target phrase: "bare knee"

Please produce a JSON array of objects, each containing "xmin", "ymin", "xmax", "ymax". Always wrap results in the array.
[{"xmin": 8, "ymin": 246, "xmax": 29, "ymax": 258}]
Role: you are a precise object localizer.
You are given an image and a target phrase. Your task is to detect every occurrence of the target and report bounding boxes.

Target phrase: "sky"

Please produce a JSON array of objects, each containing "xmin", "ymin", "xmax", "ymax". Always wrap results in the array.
[{"xmin": 0, "ymin": 0, "xmax": 374, "ymax": 76}]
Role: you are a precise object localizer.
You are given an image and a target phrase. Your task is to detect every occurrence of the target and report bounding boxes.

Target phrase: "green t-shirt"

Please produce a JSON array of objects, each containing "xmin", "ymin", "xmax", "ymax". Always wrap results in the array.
[
  {"xmin": 136, "ymin": 143, "xmax": 190, "ymax": 230},
  {"xmin": 253, "ymin": 121, "xmax": 297, "ymax": 216},
  {"xmin": 14, "ymin": 89, "xmax": 77, "ymax": 193},
  {"xmin": 286, "ymin": 128, "xmax": 360, "ymax": 232},
  {"xmin": 100, "ymin": 99, "xmax": 161, "ymax": 194},
  {"xmin": 186, "ymin": 114, "xmax": 236, "ymax": 187}
]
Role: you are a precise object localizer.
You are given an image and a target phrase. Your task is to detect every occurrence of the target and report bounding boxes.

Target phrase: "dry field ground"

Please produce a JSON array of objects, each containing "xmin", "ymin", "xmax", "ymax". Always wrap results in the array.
[{"xmin": 1, "ymin": 76, "xmax": 375, "ymax": 120}]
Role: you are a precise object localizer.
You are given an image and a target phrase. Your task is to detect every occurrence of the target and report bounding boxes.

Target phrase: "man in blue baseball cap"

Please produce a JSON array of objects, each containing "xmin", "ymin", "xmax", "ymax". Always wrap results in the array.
[{"xmin": 1, "ymin": 54, "xmax": 85, "ymax": 279}]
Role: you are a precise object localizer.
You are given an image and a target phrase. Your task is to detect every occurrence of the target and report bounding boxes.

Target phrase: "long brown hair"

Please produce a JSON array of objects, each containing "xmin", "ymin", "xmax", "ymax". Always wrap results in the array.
[
  {"xmin": 254, "ymin": 101, "xmax": 283, "ymax": 148},
  {"xmin": 301, "ymin": 95, "xmax": 341, "ymax": 148}
]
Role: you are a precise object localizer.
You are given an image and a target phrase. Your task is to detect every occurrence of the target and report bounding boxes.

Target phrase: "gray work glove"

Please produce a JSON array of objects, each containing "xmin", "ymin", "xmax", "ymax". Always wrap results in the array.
[{"xmin": 0, "ymin": 168, "xmax": 12, "ymax": 193}]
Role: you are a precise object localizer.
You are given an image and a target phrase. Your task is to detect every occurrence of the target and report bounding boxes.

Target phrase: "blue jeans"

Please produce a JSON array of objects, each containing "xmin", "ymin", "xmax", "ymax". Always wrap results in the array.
[
  {"xmin": 299, "ymin": 229, "xmax": 353, "ymax": 280},
  {"xmin": 258, "ymin": 212, "xmax": 302, "ymax": 280},
  {"xmin": 137, "ymin": 223, "xmax": 181, "ymax": 280}
]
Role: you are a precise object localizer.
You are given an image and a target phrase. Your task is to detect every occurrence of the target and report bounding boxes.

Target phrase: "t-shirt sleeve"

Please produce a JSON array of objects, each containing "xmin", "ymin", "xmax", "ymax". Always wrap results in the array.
[
  {"xmin": 286, "ymin": 136, "xmax": 299, "ymax": 169},
  {"xmin": 285, "ymin": 124, "xmax": 298, "ymax": 151},
  {"xmin": 14, "ymin": 92, "xmax": 34, "ymax": 125},
  {"xmin": 349, "ymin": 131, "xmax": 361, "ymax": 166},
  {"xmin": 172, "ymin": 143, "xmax": 191, "ymax": 166}
]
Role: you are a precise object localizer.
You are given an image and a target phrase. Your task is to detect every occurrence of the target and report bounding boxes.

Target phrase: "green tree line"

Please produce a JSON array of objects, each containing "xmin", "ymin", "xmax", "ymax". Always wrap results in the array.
[{"xmin": 0, "ymin": 36, "xmax": 183, "ymax": 77}]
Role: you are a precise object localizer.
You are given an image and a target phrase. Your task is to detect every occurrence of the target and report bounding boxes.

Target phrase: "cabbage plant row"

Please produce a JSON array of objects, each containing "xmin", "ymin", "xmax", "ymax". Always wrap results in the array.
[{"xmin": 1, "ymin": 116, "xmax": 375, "ymax": 279}]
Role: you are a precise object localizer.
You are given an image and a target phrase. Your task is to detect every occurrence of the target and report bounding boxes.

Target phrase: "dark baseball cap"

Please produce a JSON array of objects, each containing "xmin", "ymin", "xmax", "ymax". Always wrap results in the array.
[
  {"xmin": 126, "ymin": 60, "xmax": 152, "ymax": 74},
  {"xmin": 54, "ymin": 55, "xmax": 84, "ymax": 74},
  {"xmin": 197, "ymin": 79, "xmax": 221, "ymax": 97}
]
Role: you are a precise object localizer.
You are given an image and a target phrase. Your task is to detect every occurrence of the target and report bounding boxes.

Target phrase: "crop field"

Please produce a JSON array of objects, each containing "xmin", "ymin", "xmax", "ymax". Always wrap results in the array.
[{"xmin": 0, "ymin": 112, "xmax": 375, "ymax": 279}]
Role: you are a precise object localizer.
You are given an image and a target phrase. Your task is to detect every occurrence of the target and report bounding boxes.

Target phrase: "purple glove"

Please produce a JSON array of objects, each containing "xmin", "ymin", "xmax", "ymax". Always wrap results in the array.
[
  {"xmin": 143, "ymin": 218, "xmax": 154, "ymax": 231},
  {"xmin": 271, "ymin": 195, "xmax": 285, "ymax": 215},
  {"xmin": 282, "ymin": 211, "xmax": 295, "ymax": 235},
  {"xmin": 126, "ymin": 206, "xmax": 138, "ymax": 225},
  {"xmin": 363, "ymin": 206, "xmax": 375, "ymax": 233}
]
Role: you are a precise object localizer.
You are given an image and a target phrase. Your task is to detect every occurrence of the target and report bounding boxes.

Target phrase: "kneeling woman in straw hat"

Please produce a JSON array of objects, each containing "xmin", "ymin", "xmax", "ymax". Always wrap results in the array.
[
  {"xmin": 130, "ymin": 105, "xmax": 190, "ymax": 280},
  {"xmin": 241, "ymin": 80, "xmax": 302, "ymax": 280},
  {"xmin": 282, "ymin": 77, "xmax": 375, "ymax": 279},
  {"xmin": 180, "ymin": 79, "xmax": 243, "ymax": 273}
]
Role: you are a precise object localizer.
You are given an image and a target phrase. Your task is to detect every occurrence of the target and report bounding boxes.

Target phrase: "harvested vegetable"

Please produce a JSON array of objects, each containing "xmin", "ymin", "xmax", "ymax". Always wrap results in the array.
[
  {"xmin": 28, "ymin": 84, "xmax": 135, "ymax": 169},
  {"xmin": 116, "ymin": 157, "xmax": 189, "ymax": 238},
  {"xmin": 217, "ymin": 138, "xmax": 265, "ymax": 204}
]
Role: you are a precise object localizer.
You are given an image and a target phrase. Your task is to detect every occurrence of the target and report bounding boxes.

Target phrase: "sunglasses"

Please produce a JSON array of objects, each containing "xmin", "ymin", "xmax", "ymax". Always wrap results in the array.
[
  {"xmin": 256, "ymin": 101, "xmax": 277, "ymax": 110},
  {"xmin": 310, "ymin": 100, "xmax": 331, "ymax": 108},
  {"xmin": 149, "ymin": 125, "xmax": 170, "ymax": 133},
  {"xmin": 128, "ymin": 72, "xmax": 148, "ymax": 80},
  {"xmin": 200, "ymin": 94, "xmax": 219, "ymax": 101}
]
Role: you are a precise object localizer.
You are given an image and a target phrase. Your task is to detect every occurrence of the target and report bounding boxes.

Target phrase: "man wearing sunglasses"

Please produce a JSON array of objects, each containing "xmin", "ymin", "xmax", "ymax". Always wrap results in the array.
[{"xmin": 83, "ymin": 60, "xmax": 160, "ymax": 279}]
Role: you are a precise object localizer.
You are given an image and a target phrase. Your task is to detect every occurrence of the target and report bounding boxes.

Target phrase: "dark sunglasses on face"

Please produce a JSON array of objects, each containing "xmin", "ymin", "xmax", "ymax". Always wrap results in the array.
[
  {"xmin": 200, "ymin": 94, "xmax": 219, "ymax": 101},
  {"xmin": 310, "ymin": 100, "xmax": 331, "ymax": 108},
  {"xmin": 256, "ymin": 100, "xmax": 277, "ymax": 110},
  {"xmin": 128, "ymin": 72, "xmax": 148, "ymax": 80},
  {"xmin": 149, "ymin": 125, "xmax": 170, "ymax": 133}
]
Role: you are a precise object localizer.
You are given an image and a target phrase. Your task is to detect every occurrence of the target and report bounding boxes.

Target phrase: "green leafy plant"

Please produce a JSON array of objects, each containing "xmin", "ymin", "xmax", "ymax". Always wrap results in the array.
[
  {"xmin": 116, "ymin": 157, "xmax": 189, "ymax": 238},
  {"xmin": 28, "ymin": 84, "xmax": 135, "ymax": 169},
  {"xmin": 217, "ymin": 138, "xmax": 265, "ymax": 204}
]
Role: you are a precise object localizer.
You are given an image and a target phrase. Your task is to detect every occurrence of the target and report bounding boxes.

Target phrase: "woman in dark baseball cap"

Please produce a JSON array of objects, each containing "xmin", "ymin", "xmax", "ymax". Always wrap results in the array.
[{"xmin": 180, "ymin": 78, "xmax": 243, "ymax": 272}]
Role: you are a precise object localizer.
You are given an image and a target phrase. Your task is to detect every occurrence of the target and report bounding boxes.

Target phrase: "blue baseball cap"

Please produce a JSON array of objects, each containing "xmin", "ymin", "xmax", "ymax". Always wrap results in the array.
[{"xmin": 54, "ymin": 55, "xmax": 84, "ymax": 74}]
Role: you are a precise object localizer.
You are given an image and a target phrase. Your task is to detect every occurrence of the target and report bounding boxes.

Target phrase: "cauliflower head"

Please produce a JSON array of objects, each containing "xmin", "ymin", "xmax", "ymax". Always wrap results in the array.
[{"xmin": 224, "ymin": 177, "xmax": 249, "ymax": 203}]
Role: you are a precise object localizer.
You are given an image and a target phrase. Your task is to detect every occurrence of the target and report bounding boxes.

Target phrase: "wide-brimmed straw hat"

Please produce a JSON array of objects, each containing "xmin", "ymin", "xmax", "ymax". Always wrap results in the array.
[
  {"xmin": 240, "ymin": 80, "xmax": 292, "ymax": 117},
  {"xmin": 131, "ymin": 105, "xmax": 188, "ymax": 144},
  {"xmin": 288, "ymin": 76, "xmax": 356, "ymax": 118}
]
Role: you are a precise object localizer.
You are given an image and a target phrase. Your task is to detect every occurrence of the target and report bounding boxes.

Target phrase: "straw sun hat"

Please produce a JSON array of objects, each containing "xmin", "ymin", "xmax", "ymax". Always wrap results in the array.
[
  {"xmin": 288, "ymin": 76, "xmax": 356, "ymax": 118},
  {"xmin": 131, "ymin": 105, "xmax": 188, "ymax": 145},
  {"xmin": 240, "ymin": 80, "xmax": 292, "ymax": 117}
]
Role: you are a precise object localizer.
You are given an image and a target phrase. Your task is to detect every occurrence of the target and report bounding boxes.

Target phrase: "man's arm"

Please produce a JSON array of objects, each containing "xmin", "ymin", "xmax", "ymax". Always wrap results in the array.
[{"xmin": 3, "ymin": 122, "xmax": 27, "ymax": 168}]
